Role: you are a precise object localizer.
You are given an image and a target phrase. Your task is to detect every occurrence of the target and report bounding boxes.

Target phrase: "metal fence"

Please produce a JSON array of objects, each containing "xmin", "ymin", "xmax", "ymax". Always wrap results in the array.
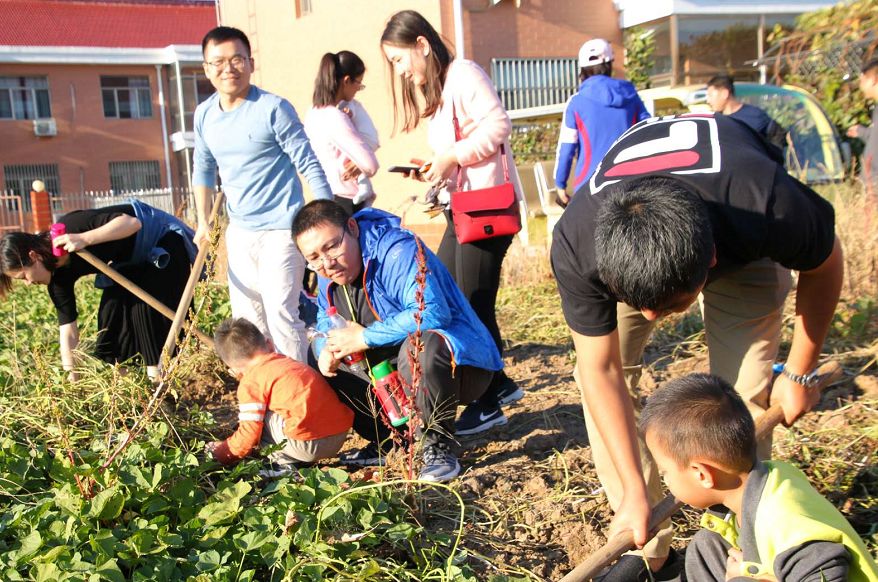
[
  {"xmin": 0, "ymin": 187, "xmax": 197, "ymax": 232},
  {"xmin": 0, "ymin": 195, "xmax": 25, "ymax": 231},
  {"xmin": 2, "ymin": 162, "xmax": 60, "ymax": 212},
  {"xmin": 756, "ymin": 36, "xmax": 877, "ymax": 81},
  {"xmin": 51, "ymin": 187, "xmax": 192, "ymax": 217},
  {"xmin": 491, "ymin": 57, "xmax": 579, "ymax": 111}
]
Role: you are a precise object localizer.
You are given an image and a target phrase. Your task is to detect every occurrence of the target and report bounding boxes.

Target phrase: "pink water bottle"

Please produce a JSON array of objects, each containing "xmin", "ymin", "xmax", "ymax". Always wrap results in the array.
[
  {"xmin": 325, "ymin": 306, "xmax": 365, "ymax": 372},
  {"xmin": 49, "ymin": 223, "xmax": 67, "ymax": 257},
  {"xmin": 370, "ymin": 360, "xmax": 411, "ymax": 427}
]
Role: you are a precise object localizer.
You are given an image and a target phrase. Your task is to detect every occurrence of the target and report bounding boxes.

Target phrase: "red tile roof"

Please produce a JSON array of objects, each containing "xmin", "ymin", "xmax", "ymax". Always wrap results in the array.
[{"xmin": 0, "ymin": 1, "xmax": 217, "ymax": 48}]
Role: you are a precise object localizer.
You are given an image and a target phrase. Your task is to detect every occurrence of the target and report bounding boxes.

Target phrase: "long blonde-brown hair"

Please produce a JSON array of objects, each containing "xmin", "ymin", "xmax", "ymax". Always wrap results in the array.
[{"xmin": 380, "ymin": 10, "xmax": 453, "ymax": 134}]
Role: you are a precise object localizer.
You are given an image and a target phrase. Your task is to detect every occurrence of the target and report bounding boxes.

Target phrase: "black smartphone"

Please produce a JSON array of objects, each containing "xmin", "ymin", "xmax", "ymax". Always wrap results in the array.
[{"xmin": 387, "ymin": 165, "xmax": 421, "ymax": 174}]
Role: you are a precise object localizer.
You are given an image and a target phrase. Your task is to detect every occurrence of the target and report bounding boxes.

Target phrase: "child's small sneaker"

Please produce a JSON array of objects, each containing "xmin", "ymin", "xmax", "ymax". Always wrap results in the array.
[
  {"xmin": 338, "ymin": 442, "xmax": 387, "ymax": 467},
  {"xmin": 258, "ymin": 462, "xmax": 298, "ymax": 479},
  {"xmin": 454, "ymin": 402, "xmax": 508, "ymax": 436},
  {"xmin": 418, "ymin": 444, "xmax": 461, "ymax": 482}
]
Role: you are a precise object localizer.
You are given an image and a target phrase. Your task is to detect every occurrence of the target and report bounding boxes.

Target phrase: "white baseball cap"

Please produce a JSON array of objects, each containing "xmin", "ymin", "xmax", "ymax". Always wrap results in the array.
[{"xmin": 578, "ymin": 38, "xmax": 614, "ymax": 67}]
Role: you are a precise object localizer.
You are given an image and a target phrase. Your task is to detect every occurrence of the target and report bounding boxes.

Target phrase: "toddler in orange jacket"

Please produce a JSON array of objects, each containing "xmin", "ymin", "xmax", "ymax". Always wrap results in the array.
[{"xmin": 205, "ymin": 318, "xmax": 353, "ymax": 469}]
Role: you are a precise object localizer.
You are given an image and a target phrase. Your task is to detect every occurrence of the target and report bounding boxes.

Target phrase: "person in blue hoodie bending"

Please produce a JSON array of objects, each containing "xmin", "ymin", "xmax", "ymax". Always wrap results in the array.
[{"xmin": 553, "ymin": 38, "xmax": 650, "ymax": 206}]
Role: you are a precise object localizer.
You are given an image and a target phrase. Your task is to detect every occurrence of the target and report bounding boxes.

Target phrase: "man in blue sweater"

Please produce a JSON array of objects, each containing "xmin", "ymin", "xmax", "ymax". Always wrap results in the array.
[
  {"xmin": 553, "ymin": 38, "xmax": 650, "ymax": 205},
  {"xmin": 193, "ymin": 26, "xmax": 333, "ymax": 363}
]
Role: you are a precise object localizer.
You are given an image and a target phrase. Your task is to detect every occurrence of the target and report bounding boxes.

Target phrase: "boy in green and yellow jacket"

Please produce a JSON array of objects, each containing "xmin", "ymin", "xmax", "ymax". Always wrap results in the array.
[{"xmin": 641, "ymin": 373, "xmax": 878, "ymax": 581}]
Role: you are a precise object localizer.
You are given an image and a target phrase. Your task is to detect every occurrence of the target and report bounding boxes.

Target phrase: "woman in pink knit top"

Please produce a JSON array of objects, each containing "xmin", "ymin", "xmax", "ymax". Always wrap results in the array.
[
  {"xmin": 381, "ymin": 10, "xmax": 524, "ymax": 436},
  {"xmin": 304, "ymin": 51, "xmax": 380, "ymax": 216}
]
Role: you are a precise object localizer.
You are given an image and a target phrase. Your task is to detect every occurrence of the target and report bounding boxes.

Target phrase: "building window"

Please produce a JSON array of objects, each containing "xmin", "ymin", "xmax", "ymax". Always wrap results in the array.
[
  {"xmin": 3, "ymin": 163, "xmax": 60, "ymax": 211},
  {"xmin": 0, "ymin": 77, "xmax": 51, "ymax": 120},
  {"xmin": 109, "ymin": 161, "xmax": 161, "ymax": 192},
  {"xmin": 297, "ymin": 0, "xmax": 312, "ymax": 17},
  {"xmin": 101, "ymin": 76, "xmax": 153, "ymax": 119},
  {"xmin": 171, "ymin": 71, "xmax": 215, "ymax": 133}
]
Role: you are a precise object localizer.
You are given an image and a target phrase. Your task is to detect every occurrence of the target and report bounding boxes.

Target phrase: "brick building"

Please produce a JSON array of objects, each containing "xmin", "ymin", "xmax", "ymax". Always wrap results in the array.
[
  {"xmin": 0, "ymin": 0, "xmax": 216, "ymax": 205},
  {"xmin": 215, "ymin": 0, "xmax": 621, "ymax": 233}
]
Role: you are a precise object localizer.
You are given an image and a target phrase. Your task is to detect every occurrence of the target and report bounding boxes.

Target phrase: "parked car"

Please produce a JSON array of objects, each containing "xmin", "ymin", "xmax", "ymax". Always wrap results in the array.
[{"xmin": 638, "ymin": 82, "xmax": 847, "ymax": 184}]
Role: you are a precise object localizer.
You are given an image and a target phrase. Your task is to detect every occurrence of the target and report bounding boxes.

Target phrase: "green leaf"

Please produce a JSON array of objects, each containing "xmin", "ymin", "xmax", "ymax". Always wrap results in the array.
[
  {"xmin": 33, "ymin": 544, "xmax": 69, "ymax": 563},
  {"xmin": 15, "ymin": 530, "xmax": 41, "ymax": 565},
  {"xmin": 95, "ymin": 559, "xmax": 125, "ymax": 582},
  {"xmin": 197, "ymin": 481, "xmax": 251, "ymax": 528},
  {"xmin": 31, "ymin": 562, "xmax": 60, "ymax": 582},
  {"xmin": 319, "ymin": 505, "xmax": 342, "ymax": 522},
  {"xmin": 215, "ymin": 480, "xmax": 252, "ymax": 504},
  {"xmin": 130, "ymin": 556, "xmax": 177, "ymax": 581},
  {"xmin": 140, "ymin": 494, "xmax": 170, "ymax": 515},
  {"xmin": 124, "ymin": 529, "xmax": 166, "ymax": 557},
  {"xmin": 198, "ymin": 525, "xmax": 230, "ymax": 546},
  {"xmin": 197, "ymin": 502, "xmax": 239, "ymax": 528},
  {"xmin": 356, "ymin": 560, "xmax": 382, "ymax": 577},
  {"xmin": 195, "ymin": 549, "xmax": 222, "ymax": 572},
  {"xmin": 150, "ymin": 464, "xmax": 165, "ymax": 490},
  {"xmin": 88, "ymin": 487, "xmax": 125, "ymax": 520},
  {"xmin": 89, "ymin": 530, "xmax": 122, "ymax": 558},
  {"xmin": 54, "ymin": 483, "xmax": 83, "ymax": 516},
  {"xmin": 384, "ymin": 522, "xmax": 416, "ymax": 543},
  {"xmin": 233, "ymin": 530, "xmax": 273, "ymax": 553},
  {"xmin": 321, "ymin": 467, "xmax": 350, "ymax": 485},
  {"xmin": 357, "ymin": 509, "xmax": 375, "ymax": 529}
]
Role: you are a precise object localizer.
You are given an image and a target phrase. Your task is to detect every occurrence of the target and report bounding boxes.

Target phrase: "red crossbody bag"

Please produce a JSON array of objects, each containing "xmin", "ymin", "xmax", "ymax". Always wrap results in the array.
[{"xmin": 449, "ymin": 105, "xmax": 521, "ymax": 244}]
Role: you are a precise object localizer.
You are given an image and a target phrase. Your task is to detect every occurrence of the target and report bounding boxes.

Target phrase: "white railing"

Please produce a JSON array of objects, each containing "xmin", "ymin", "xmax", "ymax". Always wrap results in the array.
[
  {"xmin": 51, "ymin": 187, "xmax": 196, "ymax": 221},
  {"xmin": 491, "ymin": 57, "xmax": 579, "ymax": 111},
  {"xmin": 0, "ymin": 187, "xmax": 198, "ymax": 232},
  {"xmin": 0, "ymin": 195, "xmax": 25, "ymax": 231}
]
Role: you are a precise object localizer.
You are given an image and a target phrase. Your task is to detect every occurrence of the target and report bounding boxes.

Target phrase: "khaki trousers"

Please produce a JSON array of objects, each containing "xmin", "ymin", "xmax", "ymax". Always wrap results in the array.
[
  {"xmin": 577, "ymin": 259, "xmax": 792, "ymax": 559},
  {"xmin": 260, "ymin": 410, "xmax": 348, "ymax": 464}
]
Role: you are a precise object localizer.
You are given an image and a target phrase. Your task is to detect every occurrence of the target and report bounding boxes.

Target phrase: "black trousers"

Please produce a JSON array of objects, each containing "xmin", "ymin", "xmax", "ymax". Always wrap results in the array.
[
  {"xmin": 94, "ymin": 232, "xmax": 191, "ymax": 367},
  {"xmin": 437, "ymin": 212, "xmax": 512, "ymax": 404},
  {"xmin": 322, "ymin": 333, "xmax": 493, "ymax": 449}
]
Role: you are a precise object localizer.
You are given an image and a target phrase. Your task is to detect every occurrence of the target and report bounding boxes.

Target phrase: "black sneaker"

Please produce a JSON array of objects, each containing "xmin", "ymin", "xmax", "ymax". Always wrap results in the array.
[
  {"xmin": 338, "ymin": 442, "xmax": 387, "ymax": 467},
  {"xmin": 418, "ymin": 444, "xmax": 461, "ymax": 482},
  {"xmin": 454, "ymin": 401, "xmax": 508, "ymax": 436},
  {"xmin": 494, "ymin": 375, "xmax": 525, "ymax": 406},
  {"xmin": 596, "ymin": 548, "xmax": 686, "ymax": 582}
]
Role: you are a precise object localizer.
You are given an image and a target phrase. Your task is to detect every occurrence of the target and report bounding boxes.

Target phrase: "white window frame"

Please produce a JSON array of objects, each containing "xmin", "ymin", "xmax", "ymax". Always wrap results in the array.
[
  {"xmin": 101, "ymin": 76, "xmax": 153, "ymax": 119},
  {"xmin": 0, "ymin": 76, "xmax": 51, "ymax": 120}
]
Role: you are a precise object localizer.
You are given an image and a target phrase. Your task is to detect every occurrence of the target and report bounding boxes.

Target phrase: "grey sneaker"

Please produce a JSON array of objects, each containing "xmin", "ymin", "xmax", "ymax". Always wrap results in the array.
[{"xmin": 418, "ymin": 444, "xmax": 461, "ymax": 482}]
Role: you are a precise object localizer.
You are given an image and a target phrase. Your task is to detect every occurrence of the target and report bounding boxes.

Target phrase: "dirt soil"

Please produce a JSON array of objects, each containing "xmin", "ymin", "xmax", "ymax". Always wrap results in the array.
[{"xmin": 179, "ymin": 341, "xmax": 878, "ymax": 581}]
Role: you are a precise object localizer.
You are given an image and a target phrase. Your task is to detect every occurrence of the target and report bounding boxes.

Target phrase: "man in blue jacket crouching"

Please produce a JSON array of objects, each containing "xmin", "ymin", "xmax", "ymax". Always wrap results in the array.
[{"xmin": 292, "ymin": 200, "xmax": 503, "ymax": 482}]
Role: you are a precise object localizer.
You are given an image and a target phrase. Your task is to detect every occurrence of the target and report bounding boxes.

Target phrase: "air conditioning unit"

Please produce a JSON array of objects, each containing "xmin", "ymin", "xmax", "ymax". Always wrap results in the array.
[{"xmin": 33, "ymin": 118, "xmax": 57, "ymax": 137}]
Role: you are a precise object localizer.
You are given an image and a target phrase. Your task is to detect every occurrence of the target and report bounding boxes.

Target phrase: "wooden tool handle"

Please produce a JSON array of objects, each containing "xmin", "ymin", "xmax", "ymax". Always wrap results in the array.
[
  {"xmin": 560, "ymin": 361, "xmax": 843, "ymax": 582},
  {"xmin": 160, "ymin": 191, "xmax": 225, "ymax": 363},
  {"xmin": 76, "ymin": 249, "xmax": 214, "ymax": 347}
]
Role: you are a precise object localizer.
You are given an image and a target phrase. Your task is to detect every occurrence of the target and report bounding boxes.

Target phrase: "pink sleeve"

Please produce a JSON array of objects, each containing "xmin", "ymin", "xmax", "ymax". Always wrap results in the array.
[
  {"xmin": 326, "ymin": 108, "xmax": 379, "ymax": 176},
  {"xmin": 448, "ymin": 61, "xmax": 512, "ymax": 167}
]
